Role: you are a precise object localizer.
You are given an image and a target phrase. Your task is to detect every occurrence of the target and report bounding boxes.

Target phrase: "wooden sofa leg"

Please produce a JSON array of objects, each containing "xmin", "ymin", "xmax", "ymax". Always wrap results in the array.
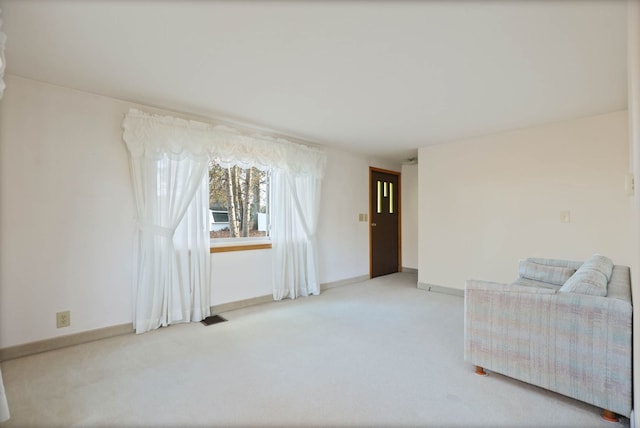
[
  {"xmin": 474, "ymin": 366, "xmax": 488, "ymax": 376},
  {"xmin": 602, "ymin": 409, "xmax": 619, "ymax": 423}
]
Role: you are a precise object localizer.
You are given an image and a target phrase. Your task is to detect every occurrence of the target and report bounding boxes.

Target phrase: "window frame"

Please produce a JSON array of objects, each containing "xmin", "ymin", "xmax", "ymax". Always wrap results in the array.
[{"xmin": 208, "ymin": 162, "xmax": 271, "ymax": 253}]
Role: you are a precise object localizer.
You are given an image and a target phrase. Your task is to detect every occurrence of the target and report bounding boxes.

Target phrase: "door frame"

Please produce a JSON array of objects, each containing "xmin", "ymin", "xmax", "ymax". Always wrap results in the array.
[{"xmin": 369, "ymin": 167, "xmax": 402, "ymax": 278}]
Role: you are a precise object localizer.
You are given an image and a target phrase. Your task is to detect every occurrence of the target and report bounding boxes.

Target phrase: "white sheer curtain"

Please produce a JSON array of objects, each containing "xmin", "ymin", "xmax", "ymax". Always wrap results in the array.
[
  {"xmin": 130, "ymin": 155, "xmax": 209, "ymax": 333},
  {"xmin": 271, "ymin": 170, "xmax": 324, "ymax": 300},
  {"xmin": 0, "ymin": 369, "xmax": 7, "ymax": 423},
  {"xmin": 123, "ymin": 115, "xmax": 211, "ymax": 334},
  {"xmin": 174, "ymin": 176, "xmax": 211, "ymax": 323}
]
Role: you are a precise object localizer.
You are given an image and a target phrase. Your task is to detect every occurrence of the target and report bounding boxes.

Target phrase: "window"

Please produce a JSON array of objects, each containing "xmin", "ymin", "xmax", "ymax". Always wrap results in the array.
[{"xmin": 208, "ymin": 161, "xmax": 270, "ymax": 242}]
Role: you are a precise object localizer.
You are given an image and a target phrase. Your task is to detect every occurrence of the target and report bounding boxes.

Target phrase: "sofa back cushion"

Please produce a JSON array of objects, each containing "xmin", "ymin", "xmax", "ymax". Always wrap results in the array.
[
  {"xmin": 518, "ymin": 261, "xmax": 576, "ymax": 286},
  {"xmin": 559, "ymin": 256, "xmax": 611, "ymax": 297},
  {"xmin": 525, "ymin": 257, "xmax": 583, "ymax": 271}
]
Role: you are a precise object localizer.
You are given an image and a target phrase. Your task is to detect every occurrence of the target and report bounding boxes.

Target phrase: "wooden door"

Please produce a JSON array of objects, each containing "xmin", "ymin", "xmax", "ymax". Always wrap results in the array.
[{"xmin": 370, "ymin": 168, "xmax": 401, "ymax": 278}]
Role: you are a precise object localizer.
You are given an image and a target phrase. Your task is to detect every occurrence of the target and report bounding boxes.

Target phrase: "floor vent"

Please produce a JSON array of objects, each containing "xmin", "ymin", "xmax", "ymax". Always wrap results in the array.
[{"xmin": 201, "ymin": 315, "xmax": 227, "ymax": 326}]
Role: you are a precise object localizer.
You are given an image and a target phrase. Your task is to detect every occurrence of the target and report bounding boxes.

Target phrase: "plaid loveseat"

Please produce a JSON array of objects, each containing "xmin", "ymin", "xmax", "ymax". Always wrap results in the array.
[{"xmin": 464, "ymin": 255, "xmax": 632, "ymax": 418}]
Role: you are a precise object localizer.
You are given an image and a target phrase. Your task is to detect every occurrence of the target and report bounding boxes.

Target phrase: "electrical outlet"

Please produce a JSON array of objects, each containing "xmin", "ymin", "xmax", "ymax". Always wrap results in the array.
[
  {"xmin": 626, "ymin": 173, "xmax": 635, "ymax": 196},
  {"xmin": 560, "ymin": 210, "xmax": 571, "ymax": 223},
  {"xmin": 56, "ymin": 311, "xmax": 70, "ymax": 328}
]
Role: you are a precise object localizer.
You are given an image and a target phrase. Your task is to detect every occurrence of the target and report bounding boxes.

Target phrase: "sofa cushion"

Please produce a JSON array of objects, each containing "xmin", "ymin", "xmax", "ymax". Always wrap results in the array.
[
  {"xmin": 559, "ymin": 265, "xmax": 608, "ymax": 297},
  {"xmin": 582, "ymin": 254, "xmax": 614, "ymax": 282},
  {"xmin": 525, "ymin": 257, "xmax": 583, "ymax": 271},
  {"xmin": 518, "ymin": 260, "xmax": 575, "ymax": 286}
]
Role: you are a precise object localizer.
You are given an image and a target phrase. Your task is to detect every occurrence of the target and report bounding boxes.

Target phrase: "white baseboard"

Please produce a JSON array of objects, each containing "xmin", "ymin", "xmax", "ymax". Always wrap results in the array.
[
  {"xmin": 321, "ymin": 275, "xmax": 369, "ymax": 290},
  {"xmin": 402, "ymin": 267, "xmax": 418, "ymax": 274},
  {"xmin": 210, "ymin": 295, "xmax": 273, "ymax": 314},
  {"xmin": 0, "ymin": 323, "xmax": 134, "ymax": 362},
  {"xmin": 210, "ymin": 275, "xmax": 369, "ymax": 313},
  {"xmin": 417, "ymin": 282, "xmax": 464, "ymax": 297}
]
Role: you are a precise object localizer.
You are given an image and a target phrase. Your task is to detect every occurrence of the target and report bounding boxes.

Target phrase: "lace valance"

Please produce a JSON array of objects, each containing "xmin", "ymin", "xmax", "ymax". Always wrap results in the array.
[{"xmin": 122, "ymin": 108, "xmax": 326, "ymax": 178}]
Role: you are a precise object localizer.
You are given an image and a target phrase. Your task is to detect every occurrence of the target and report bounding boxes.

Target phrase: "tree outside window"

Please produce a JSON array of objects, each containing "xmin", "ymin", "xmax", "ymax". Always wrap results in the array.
[{"xmin": 208, "ymin": 161, "xmax": 269, "ymax": 239}]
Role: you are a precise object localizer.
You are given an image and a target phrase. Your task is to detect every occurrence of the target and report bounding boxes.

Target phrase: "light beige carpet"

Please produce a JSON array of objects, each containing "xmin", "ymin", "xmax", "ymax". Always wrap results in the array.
[{"xmin": 0, "ymin": 272, "xmax": 629, "ymax": 427}]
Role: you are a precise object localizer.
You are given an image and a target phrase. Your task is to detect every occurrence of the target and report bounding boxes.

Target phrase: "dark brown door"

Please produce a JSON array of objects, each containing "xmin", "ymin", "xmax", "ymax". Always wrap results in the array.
[{"xmin": 370, "ymin": 168, "xmax": 401, "ymax": 278}]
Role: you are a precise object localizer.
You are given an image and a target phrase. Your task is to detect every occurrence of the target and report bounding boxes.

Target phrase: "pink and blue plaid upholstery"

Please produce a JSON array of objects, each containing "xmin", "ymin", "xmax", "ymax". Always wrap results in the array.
[{"xmin": 464, "ymin": 261, "xmax": 632, "ymax": 417}]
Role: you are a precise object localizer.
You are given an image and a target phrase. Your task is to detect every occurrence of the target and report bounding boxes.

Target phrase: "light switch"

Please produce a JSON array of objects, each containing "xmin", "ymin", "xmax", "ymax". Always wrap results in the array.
[{"xmin": 560, "ymin": 210, "xmax": 571, "ymax": 223}]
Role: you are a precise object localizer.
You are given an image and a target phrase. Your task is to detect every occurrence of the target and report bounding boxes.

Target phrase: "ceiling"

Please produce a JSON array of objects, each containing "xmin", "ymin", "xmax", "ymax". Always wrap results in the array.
[{"xmin": 0, "ymin": 0, "xmax": 629, "ymax": 163}]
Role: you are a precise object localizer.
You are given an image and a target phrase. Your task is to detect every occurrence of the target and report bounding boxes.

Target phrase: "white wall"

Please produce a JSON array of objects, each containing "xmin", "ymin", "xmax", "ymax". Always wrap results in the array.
[
  {"xmin": 418, "ymin": 111, "xmax": 632, "ymax": 290},
  {"xmin": 401, "ymin": 163, "xmax": 418, "ymax": 270},
  {"xmin": 210, "ymin": 250, "xmax": 273, "ymax": 305},
  {"xmin": 0, "ymin": 76, "xmax": 136, "ymax": 347},
  {"xmin": 0, "ymin": 75, "xmax": 401, "ymax": 348},
  {"xmin": 317, "ymin": 148, "xmax": 400, "ymax": 284}
]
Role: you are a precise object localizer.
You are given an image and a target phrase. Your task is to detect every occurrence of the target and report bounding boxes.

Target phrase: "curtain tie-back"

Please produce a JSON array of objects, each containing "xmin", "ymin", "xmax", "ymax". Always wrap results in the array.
[{"xmin": 138, "ymin": 223, "xmax": 175, "ymax": 239}]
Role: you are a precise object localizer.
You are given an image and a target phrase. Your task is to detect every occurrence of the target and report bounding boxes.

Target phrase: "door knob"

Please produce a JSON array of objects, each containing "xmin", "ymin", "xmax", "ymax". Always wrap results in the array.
[{"xmin": 372, "ymin": 223, "xmax": 377, "ymax": 227}]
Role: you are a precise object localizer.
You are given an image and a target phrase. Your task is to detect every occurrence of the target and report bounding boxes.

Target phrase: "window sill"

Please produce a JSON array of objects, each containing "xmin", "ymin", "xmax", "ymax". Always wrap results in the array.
[{"xmin": 210, "ymin": 241, "xmax": 272, "ymax": 253}]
